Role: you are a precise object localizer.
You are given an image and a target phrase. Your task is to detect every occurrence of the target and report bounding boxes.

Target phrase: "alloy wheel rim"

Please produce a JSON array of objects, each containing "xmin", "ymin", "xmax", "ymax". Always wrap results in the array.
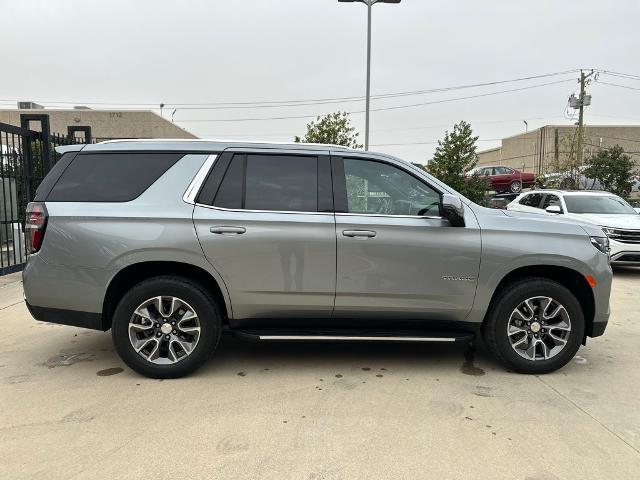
[
  {"xmin": 511, "ymin": 182, "xmax": 522, "ymax": 192},
  {"xmin": 128, "ymin": 296, "xmax": 201, "ymax": 365},
  {"xmin": 507, "ymin": 296, "xmax": 571, "ymax": 361}
]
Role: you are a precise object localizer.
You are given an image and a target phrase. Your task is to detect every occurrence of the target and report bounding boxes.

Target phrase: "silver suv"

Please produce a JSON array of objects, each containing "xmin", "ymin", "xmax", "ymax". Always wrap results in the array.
[{"xmin": 23, "ymin": 140, "xmax": 612, "ymax": 378}]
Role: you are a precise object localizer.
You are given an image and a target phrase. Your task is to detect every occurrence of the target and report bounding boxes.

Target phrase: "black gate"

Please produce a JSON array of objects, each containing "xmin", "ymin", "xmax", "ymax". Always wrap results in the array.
[{"xmin": 0, "ymin": 116, "xmax": 88, "ymax": 274}]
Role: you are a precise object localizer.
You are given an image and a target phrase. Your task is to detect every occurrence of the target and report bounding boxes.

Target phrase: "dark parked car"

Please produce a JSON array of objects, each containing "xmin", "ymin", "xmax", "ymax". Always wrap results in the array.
[{"xmin": 468, "ymin": 166, "xmax": 535, "ymax": 193}]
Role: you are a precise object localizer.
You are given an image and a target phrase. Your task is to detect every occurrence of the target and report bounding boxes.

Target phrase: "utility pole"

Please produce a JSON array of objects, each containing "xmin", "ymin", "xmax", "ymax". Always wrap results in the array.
[{"xmin": 573, "ymin": 70, "xmax": 594, "ymax": 165}]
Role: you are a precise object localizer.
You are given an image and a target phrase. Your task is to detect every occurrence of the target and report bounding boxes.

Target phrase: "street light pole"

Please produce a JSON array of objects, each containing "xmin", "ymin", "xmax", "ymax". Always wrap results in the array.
[{"xmin": 338, "ymin": 0, "xmax": 401, "ymax": 150}]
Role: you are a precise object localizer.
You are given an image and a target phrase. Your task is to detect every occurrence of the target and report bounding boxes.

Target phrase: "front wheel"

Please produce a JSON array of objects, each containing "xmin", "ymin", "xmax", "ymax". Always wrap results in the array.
[
  {"xmin": 482, "ymin": 278, "xmax": 584, "ymax": 374},
  {"xmin": 112, "ymin": 276, "xmax": 222, "ymax": 378},
  {"xmin": 509, "ymin": 180, "xmax": 522, "ymax": 193}
]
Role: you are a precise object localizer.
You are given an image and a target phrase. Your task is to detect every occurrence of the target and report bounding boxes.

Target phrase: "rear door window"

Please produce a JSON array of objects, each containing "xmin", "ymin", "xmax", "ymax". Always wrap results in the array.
[
  {"xmin": 47, "ymin": 152, "xmax": 184, "ymax": 202},
  {"xmin": 211, "ymin": 154, "xmax": 319, "ymax": 212}
]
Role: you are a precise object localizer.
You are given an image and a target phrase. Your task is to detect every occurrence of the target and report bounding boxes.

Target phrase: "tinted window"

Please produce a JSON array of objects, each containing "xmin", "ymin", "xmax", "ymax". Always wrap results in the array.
[
  {"xmin": 47, "ymin": 153, "xmax": 183, "ymax": 202},
  {"xmin": 212, "ymin": 154, "xmax": 319, "ymax": 212},
  {"xmin": 343, "ymin": 159, "xmax": 440, "ymax": 216},
  {"xmin": 34, "ymin": 152, "xmax": 76, "ymax": 201},
  {"xmin": 494, "ymin": 167, "xmax": 509, "ymax": 175},
  {"xmin": 519, "ymin": 193, "xmax": 543, "ymax": 208},
  {"xmin": 213, "ymin": 155, "xmax": 244, "ymax": 209},
  {"xmin": 245, "ymin": 155, "xmax": 317, "ymax": 211},
  {"xmin": 481, "ymin": 168, "xmax": 492, "ymax": 176}
]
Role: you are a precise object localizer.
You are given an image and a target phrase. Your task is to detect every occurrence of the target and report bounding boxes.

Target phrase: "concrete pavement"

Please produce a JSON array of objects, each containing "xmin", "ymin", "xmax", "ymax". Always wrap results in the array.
[{"xmin": 1, "ymin": 270, "xmax": 639, "ymax": 479}]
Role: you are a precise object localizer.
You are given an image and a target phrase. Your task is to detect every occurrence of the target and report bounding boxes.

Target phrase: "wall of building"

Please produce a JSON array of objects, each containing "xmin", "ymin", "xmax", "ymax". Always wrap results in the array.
[
  {"xmin": 477, "ymin": 125, "xmax": 640, "ymax": 173},
  {"xmin": 0, "ymin": 109, "xmax": 197, "ymax": 140}
]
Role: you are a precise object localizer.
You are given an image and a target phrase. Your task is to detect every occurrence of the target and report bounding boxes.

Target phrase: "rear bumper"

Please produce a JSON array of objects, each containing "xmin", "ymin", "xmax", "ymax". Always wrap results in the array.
[{"xmin": 26, "ymin": 302, "xmax": 107, "ymax": 331}]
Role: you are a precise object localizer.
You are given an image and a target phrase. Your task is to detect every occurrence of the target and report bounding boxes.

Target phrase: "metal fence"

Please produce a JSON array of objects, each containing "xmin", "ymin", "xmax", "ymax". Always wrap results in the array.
[{"xmin": 0, "ymin": 115, "xmax": 88, "ymax": 274}]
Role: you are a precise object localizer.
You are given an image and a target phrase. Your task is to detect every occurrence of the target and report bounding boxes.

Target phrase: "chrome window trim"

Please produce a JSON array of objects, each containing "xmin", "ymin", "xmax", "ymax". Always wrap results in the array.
[
  {"xmin": 183, "ymin": 154, "xmax": 218, "ymax": 205},
  {"xmin": 193, "ymin": 203, "xmax": 442, "ymax": 219},
  {"xmin": 335, "ymin": 212, "xmax": 443, "ymax": 220},
  {"xmin": 185, "ymin": 152, "xmax": 443, "ymax": 219},
  {"xmin": 193, "ymin": 202, "xmax": 334, "ymax": 216}
]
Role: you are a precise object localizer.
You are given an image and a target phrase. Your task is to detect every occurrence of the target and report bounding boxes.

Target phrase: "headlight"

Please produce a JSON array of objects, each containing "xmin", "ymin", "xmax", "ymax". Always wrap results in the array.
[{"xmin": 590, "ymin": 236, "xmax": 610, "ymax": 255}]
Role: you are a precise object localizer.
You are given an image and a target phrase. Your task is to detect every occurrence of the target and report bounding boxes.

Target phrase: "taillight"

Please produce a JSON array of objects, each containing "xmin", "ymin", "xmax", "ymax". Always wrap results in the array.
[{"xmin": 25, "ymin": 202, "xmax": 48, "ymax": 255}]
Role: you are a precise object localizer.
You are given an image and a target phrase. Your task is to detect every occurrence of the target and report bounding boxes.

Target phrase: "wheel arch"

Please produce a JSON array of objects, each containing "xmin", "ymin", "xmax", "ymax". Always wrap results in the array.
[
  {"xmin": 102, "ymin": 261, "xmax": 230, "ymax": 330},
  {"xmin": 483, "ymin": 265, "xmax": 595, "ymax": 338}
]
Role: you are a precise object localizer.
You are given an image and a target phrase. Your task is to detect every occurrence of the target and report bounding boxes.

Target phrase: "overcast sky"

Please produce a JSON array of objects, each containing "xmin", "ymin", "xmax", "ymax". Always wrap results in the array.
[{"xmin": 2, "ymin": 0, "xmax": 639, "ymax": 163}]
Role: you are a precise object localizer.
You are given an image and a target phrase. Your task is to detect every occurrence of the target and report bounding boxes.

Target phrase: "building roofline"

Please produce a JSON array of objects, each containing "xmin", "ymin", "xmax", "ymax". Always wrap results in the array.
[
  {"xmin": 477, "ymin": 146, "xmax": 502, "ymax": 155},
  {"xmin": 0, "ymin": 108, "xmax": 160, "ymax": 114}
]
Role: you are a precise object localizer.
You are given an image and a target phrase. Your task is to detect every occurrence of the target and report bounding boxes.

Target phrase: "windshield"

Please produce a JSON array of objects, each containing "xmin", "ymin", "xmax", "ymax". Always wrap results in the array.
[{"xmin": 563, "ymin": 195, "xmax": 637, "ymax": 214}]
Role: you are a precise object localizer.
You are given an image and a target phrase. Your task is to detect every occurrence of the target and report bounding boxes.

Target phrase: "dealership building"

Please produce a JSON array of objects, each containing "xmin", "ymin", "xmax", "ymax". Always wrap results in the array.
[{"xmin": 476, "ymin": 125, "xmax": 640, "ymax": 174}]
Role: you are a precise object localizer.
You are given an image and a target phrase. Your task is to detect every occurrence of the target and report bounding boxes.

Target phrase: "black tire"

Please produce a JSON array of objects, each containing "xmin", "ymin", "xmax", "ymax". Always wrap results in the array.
[
  {"xmin": 112, "ymin": 276, "xmax": 222, "ymax": 379},
  {"xmin": 482, "ymin": 277, "xmax": 584, "ymax": 374},
  {"xmin": 509, "ymin": 180, "xmax": 522, "ymax": 193}
]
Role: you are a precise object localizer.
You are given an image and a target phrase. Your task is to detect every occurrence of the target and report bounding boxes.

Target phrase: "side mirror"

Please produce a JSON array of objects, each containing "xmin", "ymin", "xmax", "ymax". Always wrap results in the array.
[
  {"xmin": 442, "ymin": 194, "xmax": 465, "ymax": 227},
  {"xmin": 546, "ymin": 205, "xmax": 562, "ymax": 214}
]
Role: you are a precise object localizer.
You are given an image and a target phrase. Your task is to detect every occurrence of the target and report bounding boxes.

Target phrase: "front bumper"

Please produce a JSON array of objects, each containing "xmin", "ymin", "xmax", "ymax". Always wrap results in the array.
[{"xmin": 609, "ymin": 239, "xmax": 640, "ymax": 265}]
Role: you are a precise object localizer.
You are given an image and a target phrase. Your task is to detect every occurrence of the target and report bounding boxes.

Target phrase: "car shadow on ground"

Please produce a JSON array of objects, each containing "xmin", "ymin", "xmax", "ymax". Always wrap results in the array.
[
  {"xmin": 51, "ymin": 327, "xmax": 502, "ymax": 379},
  {"xmin": 196, "ymin": 334, "xmax": 502, "ymax": 378}
]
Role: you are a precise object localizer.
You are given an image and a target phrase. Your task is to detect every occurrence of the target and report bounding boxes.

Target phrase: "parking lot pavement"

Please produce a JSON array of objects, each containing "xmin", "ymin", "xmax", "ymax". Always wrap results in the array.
[{"xmin": 1, "ymin": 271, "xmax": 639, "ymax": 480}]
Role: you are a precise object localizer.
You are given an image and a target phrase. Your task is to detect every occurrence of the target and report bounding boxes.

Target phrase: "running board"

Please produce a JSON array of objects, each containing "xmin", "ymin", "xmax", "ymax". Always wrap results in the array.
[{"xmin": 231, "ymin": 329, "xmax": 475, "ymax": 344}]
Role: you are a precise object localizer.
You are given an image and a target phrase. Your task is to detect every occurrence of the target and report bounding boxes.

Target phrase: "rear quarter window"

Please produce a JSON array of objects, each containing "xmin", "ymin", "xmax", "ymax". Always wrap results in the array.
[{"xmin": 46, "ymin": 152, "xmax": 184, "ymax": 202}]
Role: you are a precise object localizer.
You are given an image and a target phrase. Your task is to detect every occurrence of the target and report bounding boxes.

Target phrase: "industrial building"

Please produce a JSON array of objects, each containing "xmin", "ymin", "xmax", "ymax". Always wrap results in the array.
[
  {"xmin": 477, "ymin": 125, "xmax": 640, "ymax": 174},
  {"xmin": 0, "ymin": 102, "xmax": 197, "ymax": 142}
]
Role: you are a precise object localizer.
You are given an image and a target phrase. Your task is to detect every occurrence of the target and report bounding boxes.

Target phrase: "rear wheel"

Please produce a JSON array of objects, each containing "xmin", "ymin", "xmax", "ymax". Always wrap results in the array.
[
  {"xmin": 509, "ymin": 180, "xmax": 522, "ymax": 193},
  {"xmin": 483, "ymin": 278, "xmax": 584, "ymax": 374},
  {"xmin": 112, "ymin": 276, "xmax": 221, "ymax": 378}
]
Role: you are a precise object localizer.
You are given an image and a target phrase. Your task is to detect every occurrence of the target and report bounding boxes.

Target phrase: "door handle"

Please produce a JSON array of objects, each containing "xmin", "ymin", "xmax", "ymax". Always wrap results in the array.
[
  {"xmin": 210, "ymin": 226, "xmax": 246, "ymax": 234},
  {"xmin": 342, "ymin": 230, "xmax": 376, "ymax": 238}
]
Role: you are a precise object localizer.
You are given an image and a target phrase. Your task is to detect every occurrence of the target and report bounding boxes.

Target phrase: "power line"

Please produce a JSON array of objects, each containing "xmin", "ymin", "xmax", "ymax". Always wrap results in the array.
[
  {"xmin": 197, "ymin": 114, "xmax": 566, "ymax": 137},
  {"xmin": 0, "ymin": 69, "xmax": 581, "ymax": 110},
  {"xmin": 597, "ymin": 70, "xmax": 640, "ymax": 81},
  {"xmin": 595, "ymin": 81, "xmax": 640, "ymax": 92},
  {"xmin": 179, "ymin": 78, "xmax": 575, "ymax": 123}
]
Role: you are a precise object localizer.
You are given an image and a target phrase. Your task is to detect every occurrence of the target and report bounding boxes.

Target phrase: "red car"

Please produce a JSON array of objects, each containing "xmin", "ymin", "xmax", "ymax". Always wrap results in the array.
[{"xmin": 467, "ymin": 165, "xmax": 535, "ymax": 193}]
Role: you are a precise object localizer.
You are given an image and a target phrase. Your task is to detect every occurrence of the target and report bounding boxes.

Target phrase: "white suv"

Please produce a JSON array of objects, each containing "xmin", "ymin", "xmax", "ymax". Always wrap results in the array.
[{"xmin": 508, "ymin": 190, "xmax": 640, "ymax": 265}]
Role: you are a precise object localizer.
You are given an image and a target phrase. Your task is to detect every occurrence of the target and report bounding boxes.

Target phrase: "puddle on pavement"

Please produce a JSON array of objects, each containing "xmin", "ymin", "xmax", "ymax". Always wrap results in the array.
[
  {"xmin": 461, "ymin": 345, "xmax": 485, "ymax": 376},
  {"xmin": 44, "ymin": 353, "xmax": 94, "ymax": 368},
  {"xmin": 96, "ymin": 367, "xmax": 123, "ymax": 376}
]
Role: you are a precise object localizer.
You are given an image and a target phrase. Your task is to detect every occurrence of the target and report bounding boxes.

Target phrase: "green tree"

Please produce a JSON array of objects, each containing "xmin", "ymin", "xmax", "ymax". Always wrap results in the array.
[
  {"xmin": 295, "ymin": 111, "xmax": 363, "ymax": 148},
  {"xmin": 583, "ymin": 145, "xmax": 635, "ymax": 198},
  {"xmin": 427, "ymin": 121, "xmax": 488, "ymax": 204}
]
